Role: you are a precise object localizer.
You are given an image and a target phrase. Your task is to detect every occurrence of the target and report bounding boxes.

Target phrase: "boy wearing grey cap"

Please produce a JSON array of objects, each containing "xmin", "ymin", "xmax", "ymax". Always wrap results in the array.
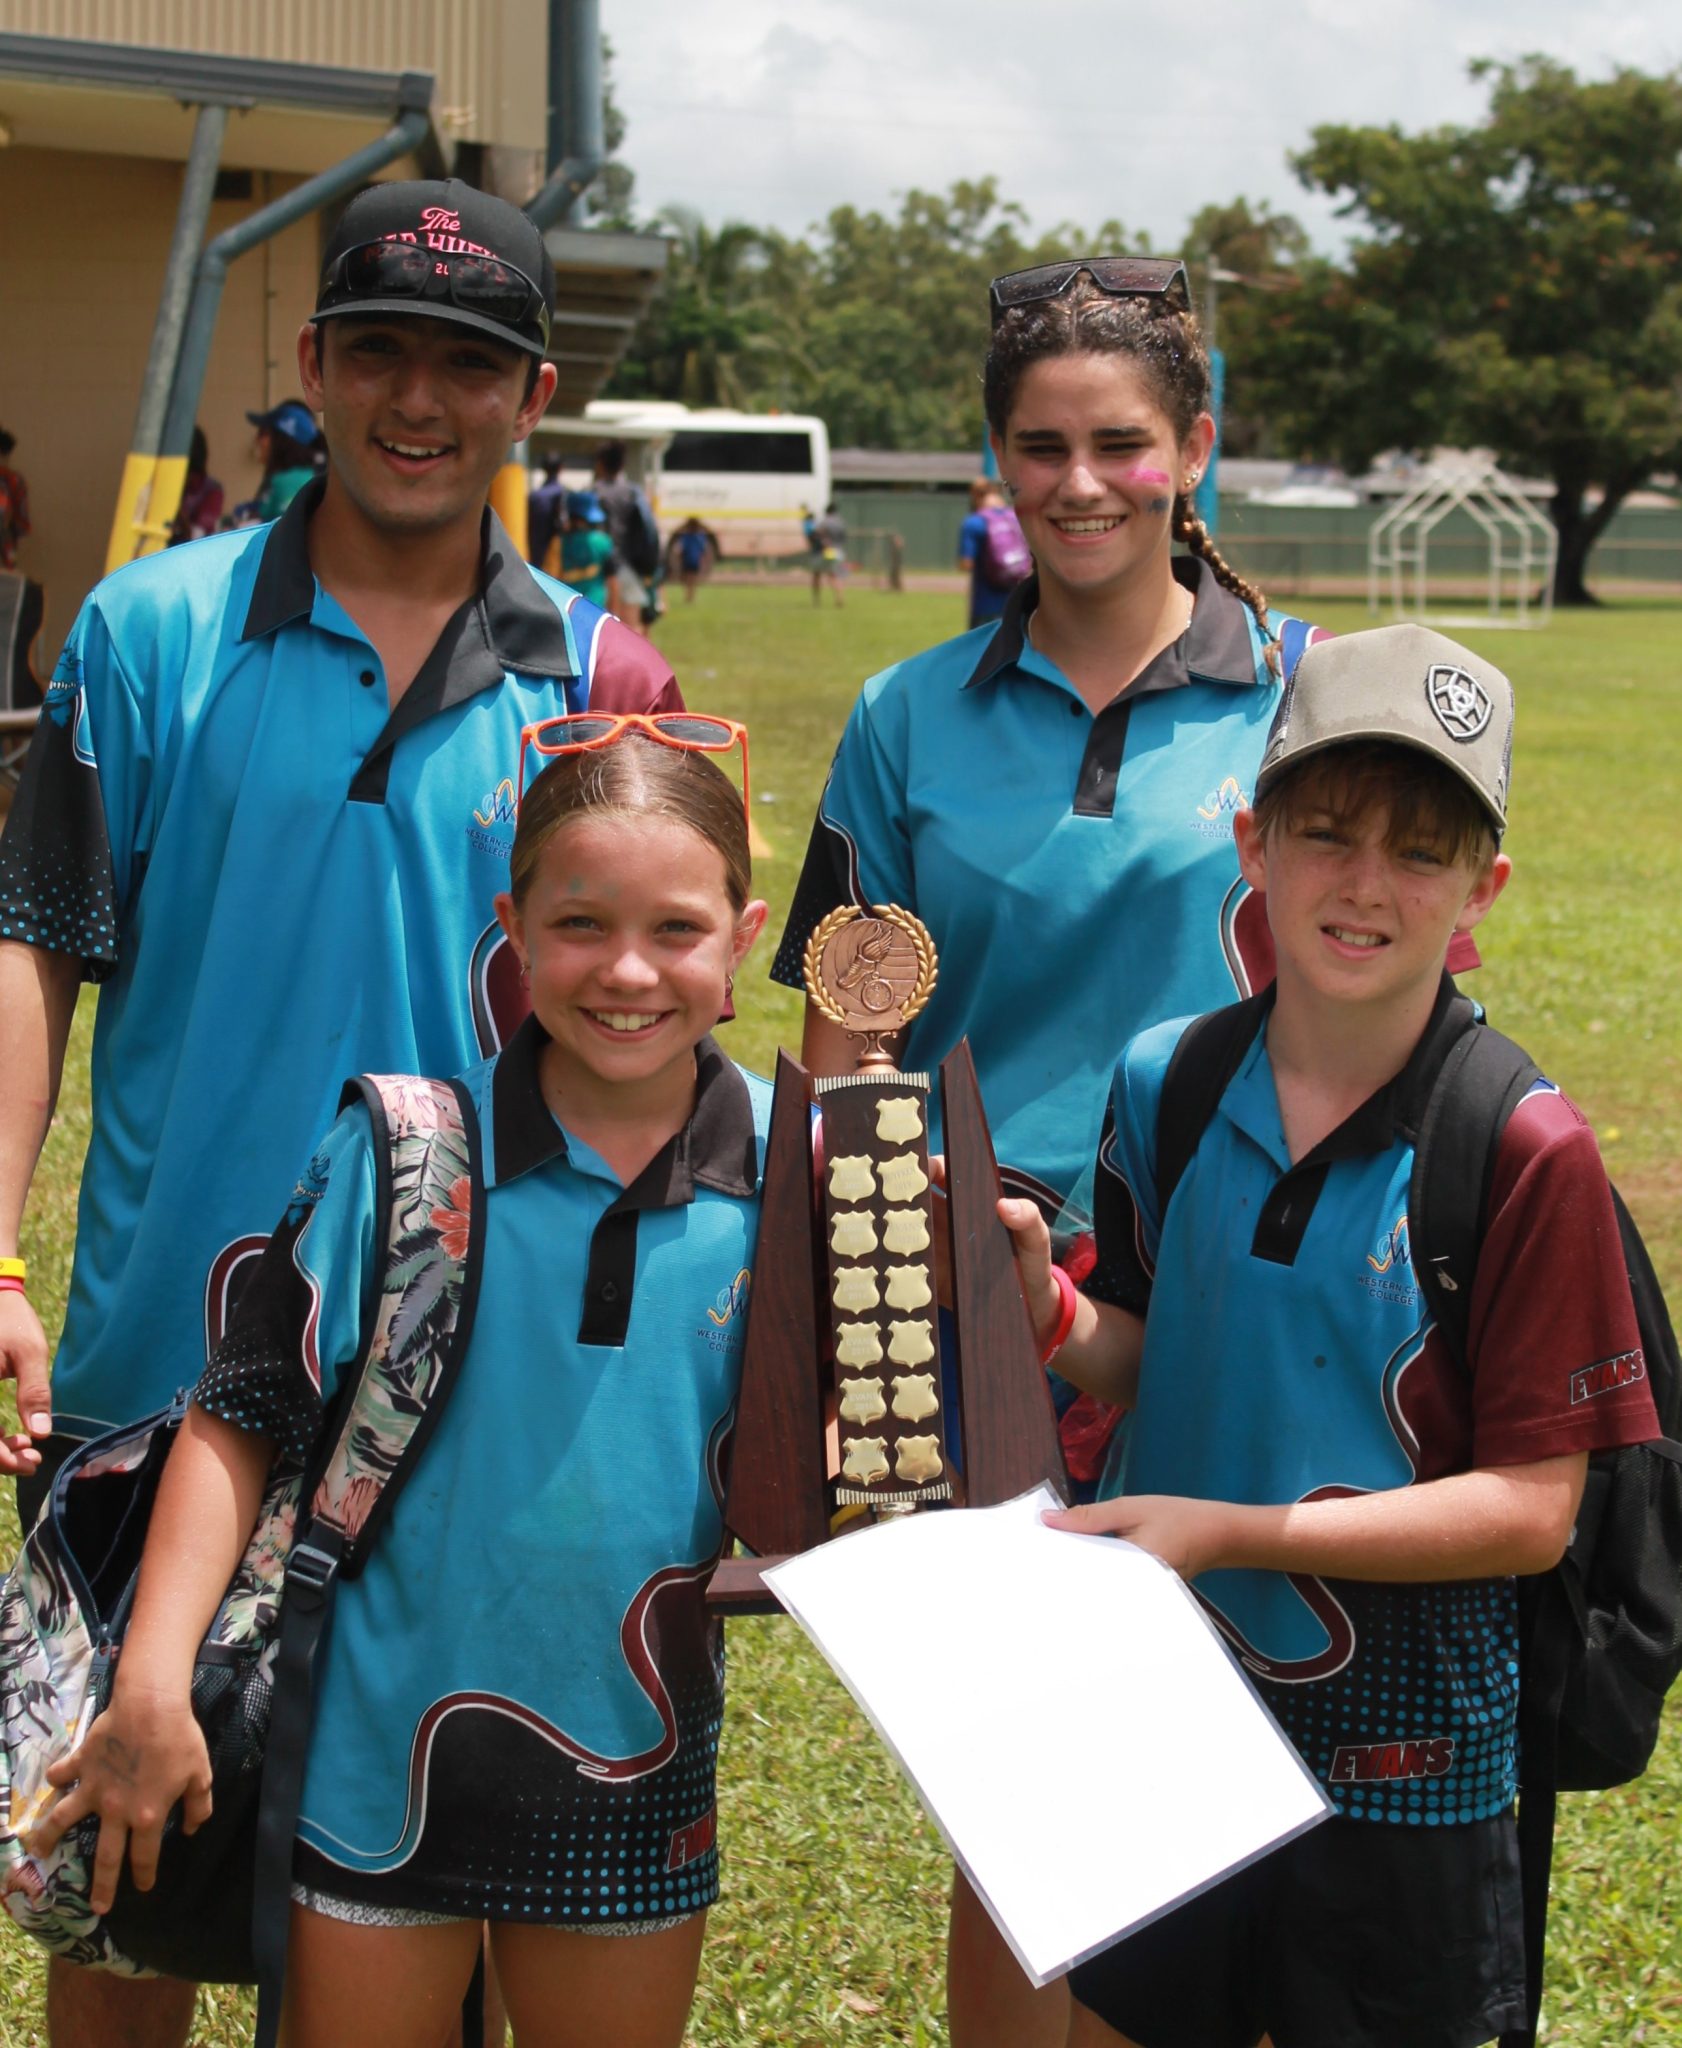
[{"xmin": 1002, "ymin": 625, "xmax": 1658, "ymax": 2048}]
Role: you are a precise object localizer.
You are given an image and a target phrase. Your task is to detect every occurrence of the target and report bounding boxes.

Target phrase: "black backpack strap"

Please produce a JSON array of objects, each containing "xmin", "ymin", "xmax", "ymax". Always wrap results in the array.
[
  {"xmin": 250, "ymin": 1075, "xmax": 485, "ymax": 2048},
  {"xmin": 1408, "ymin": 1016, "xmax": 1540, "ymax": 1373},
  {"xmin": 1154, "ymin": 993, "xmax": 1274, "ymax": 1218}
]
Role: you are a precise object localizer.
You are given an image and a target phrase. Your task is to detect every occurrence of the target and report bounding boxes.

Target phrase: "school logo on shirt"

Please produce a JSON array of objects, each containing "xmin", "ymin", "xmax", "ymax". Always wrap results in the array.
[
  {"xmin": 1192, "ymin": 774, "xmax": 1249, "ymax": 838},
  {"xmin": 1328, "ymin": 1736, "xmax": 1455, "ymax": 1784},
  {"xmin": 467, "ymin": 779, "xmax": 517, "ymax": 859},
  {"xmin": 700, "ymin": 1267, "xmax": 752, "ymax": 1352},
  {"xmin": 1570, "ymin": 1348, "xmax": 1646, "ymax": 1404},
  {"xmin": 1360, "ymin": 1216, "xmax": 1421, "ymax": 1306}
]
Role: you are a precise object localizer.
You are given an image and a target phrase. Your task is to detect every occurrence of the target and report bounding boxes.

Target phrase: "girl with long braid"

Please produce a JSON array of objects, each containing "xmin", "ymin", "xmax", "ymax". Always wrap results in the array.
[{"xmin": 772, "ymin": 256, "xmax": 1328, "ymax": 2048}]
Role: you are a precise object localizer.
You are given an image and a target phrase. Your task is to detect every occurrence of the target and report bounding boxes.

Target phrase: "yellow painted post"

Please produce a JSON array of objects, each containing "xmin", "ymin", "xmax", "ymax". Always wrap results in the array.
[
  {"xmin": 104, "ymin": 454, "xmax": 160, "ymax": 576},
  {"xmin": 136, "ymin": 456, "xmax": 189, "ymax": 560},
  {"xmin": 490, "ymin": 461, "xmax": 529, "ymax": 560}
]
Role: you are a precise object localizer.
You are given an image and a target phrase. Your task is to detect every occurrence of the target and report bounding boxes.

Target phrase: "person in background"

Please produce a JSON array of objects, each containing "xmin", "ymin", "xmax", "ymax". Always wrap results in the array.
[
  {"xmin": 527, "ymin": 449, "xmax": 568, "ymax": 572},
  {"xmin": 246, "ymin": 398, "xmax": 323, "ymax": 522},
  {"xmin": 168, "ymin": 426, "xmax": 224, "ymax": 545},
  {"xmin": 676, "ymin": 516, "xmax": 711, "ymax": 603},
  {"xmin": 559, "ymin": 488, "xmax": 620, "ymax": 615},
  {"xmin": 957, "ymin": 475, "xmax": 1029, "ymax": 628},
  {"xmin": 811, "ymin": 502, "xmax": 846, "ymax": 608},
  {"xmin": 0, "ymin": 428, "xmax": 32, "ymax": 569},
  {"xmin": 593, "ymin": 437, "xmax": 656, "ymax": 636}
]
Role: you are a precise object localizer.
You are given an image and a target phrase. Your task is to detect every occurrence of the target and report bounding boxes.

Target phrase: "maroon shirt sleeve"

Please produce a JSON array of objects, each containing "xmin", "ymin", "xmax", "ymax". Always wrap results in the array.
[
  {"xmin": 1464, "ymin": 1086, "xmax": 1658, "ymax": 1466},
  {"xmin": 581, "ymin": 617, "xmax": 682, "ymax": 715}
]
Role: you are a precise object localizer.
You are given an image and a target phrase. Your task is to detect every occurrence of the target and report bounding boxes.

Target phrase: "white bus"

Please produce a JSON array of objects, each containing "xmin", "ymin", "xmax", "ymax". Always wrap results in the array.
[{"xmin": 530, "ymin": 402, "xmax": 831, "ymax": 562}]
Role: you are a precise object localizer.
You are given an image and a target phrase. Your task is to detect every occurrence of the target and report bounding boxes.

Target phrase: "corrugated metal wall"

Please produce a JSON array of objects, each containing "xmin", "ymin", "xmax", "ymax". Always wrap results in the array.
[{"xmin": 0, "ymin": 0, "xmax": 547, "ymax": 147}]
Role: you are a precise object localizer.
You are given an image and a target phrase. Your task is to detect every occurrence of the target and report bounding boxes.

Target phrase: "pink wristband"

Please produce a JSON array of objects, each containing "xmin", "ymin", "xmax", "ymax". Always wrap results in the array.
[
  {"xmin": 0, "ymin": 1277, "xmax": 25, "ymax": 1296},
  {"xmin": 1039, "ymin": 1263, "xmax": 1079, "ymax": 1364}
]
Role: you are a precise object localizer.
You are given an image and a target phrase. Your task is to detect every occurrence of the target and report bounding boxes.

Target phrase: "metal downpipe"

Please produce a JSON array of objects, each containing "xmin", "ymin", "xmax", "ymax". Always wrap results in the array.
[
  {"xmin": 526, "ymin": 0, "xmax": 603, "ymax": 231},
  {"xmin": 103, "ymin": 102, "xmax": 228, "ymax": 574}
]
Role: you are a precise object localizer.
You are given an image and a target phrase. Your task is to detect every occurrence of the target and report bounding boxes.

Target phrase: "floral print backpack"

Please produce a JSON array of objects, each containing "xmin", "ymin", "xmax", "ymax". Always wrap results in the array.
[{"xmin": 0, "ymin": 1073, "xmax": 484, "ymax": 2048}]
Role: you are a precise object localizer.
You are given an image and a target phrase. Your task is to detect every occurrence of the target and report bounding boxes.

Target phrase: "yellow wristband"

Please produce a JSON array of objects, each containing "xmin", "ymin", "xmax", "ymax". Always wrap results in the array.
[{"xmin": 0, "ymin": 1258, "xmax": 24, "ymax": 1282}]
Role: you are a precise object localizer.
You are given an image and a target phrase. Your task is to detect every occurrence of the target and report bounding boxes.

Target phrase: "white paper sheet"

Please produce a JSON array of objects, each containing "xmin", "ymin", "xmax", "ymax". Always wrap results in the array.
[{"xmin": 764, "ymin": 1486, "xmax": 1330, "ymax": 1986}]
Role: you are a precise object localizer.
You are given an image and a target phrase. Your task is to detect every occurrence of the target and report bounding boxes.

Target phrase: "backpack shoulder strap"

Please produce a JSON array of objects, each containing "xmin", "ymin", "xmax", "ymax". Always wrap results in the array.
[
  {"xmin": 1271, "ymin": 614, "xmax": 1322, "ymax": 680},
  {"xmin": 253, "ymin": 1074, "xmax": 485, "ymax": 2048},
  {"xmin": 1155, "ymin": 993, "xmax": 1274, "ymax": 1218},
  {"xmin": 1410, "ymin": 1018, "xmax": 1540, "ymax": 1372},
  {"xmin": 307, "ymin": 1073, "xmax": 487, "ymax": 1574}
]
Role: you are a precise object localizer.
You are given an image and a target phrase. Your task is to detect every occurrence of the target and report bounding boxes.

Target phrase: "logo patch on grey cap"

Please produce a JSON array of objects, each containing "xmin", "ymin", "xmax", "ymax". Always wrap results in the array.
[{"xmin": 1426, "ymin": 664, "xmax": 1493, "ymax": 742}]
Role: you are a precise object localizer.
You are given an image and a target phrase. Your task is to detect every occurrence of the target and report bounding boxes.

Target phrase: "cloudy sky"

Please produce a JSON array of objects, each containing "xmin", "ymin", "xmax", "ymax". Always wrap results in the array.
[{"xmin": 609, "ymin": 0, "xmax": 1682, "ymax": 254}]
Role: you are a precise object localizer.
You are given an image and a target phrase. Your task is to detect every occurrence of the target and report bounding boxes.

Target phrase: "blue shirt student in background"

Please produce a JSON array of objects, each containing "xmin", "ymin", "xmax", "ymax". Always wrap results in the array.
[
  {"xmin": 1004, "ymin": 626, "xmax": 1658, "ymax": 2048},
  {"xmin": 957, "ymin": 475, "xmax": 1026, "ymax": 627},
  {"xmin": 38, "ymin": 721, "xmax": 772, "ymax": 2048}
]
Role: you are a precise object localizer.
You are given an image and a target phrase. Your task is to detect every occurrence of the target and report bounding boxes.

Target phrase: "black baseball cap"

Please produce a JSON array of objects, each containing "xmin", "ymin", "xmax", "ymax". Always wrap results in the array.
[{"xmin": 313, "ymin": 179, "xmax": 556, "ymax": 359}]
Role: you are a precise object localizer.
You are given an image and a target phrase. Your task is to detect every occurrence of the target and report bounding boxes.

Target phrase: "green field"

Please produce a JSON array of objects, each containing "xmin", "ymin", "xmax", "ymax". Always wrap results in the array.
[{"xmin": 3, "ymin": 586, "xmax": 1679, "ymax": 2044}]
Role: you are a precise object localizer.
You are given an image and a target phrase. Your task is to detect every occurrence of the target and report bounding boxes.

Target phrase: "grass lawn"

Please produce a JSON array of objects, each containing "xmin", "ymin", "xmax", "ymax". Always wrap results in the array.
[{"xmin": 2, "ymin": 584, "xmax": 1679, "ymax": 2044}]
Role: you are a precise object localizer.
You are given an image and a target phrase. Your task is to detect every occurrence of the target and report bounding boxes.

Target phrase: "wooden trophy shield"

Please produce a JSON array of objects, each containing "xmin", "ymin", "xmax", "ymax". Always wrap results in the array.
[{"xmin": 712, "ymin": 907, "xmax": 1066, "ymax": 1612}]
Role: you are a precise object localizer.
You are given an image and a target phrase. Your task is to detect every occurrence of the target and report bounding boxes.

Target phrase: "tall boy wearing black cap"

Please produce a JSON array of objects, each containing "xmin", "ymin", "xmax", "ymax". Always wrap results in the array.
[
  {"xmin": 1001, "ymin": 626, "xmax": 1658, "ymax": 2048},
  {"xmin": 0, "ymin": 179, "xmax": 678, "ymax": 2047}
]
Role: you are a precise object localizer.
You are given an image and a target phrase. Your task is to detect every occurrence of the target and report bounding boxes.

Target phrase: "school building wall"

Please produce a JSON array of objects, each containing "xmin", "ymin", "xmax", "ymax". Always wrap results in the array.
[
  {"xmin": 0, "ymin": 0, "xmax": 546, "ymax": 151},
  {"xmin": 0, "ymin": 145, "xmax": 321, "ymax": 652}
]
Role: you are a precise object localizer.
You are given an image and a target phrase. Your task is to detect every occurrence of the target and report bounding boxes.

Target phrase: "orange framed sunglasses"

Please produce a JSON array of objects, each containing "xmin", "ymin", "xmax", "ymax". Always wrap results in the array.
[{"xmin": 516, "ymin": 712, "xmax": 751, "ymax": 818}]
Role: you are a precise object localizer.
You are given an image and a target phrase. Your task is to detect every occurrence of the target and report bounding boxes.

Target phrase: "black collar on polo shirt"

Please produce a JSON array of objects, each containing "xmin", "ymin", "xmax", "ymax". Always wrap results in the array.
[
  {"xmin": 961, "ymin": 556, "xmax": 1262, "ymax": 696},
  {"xmin": 489, "ymin": 1012, "xmax": 760, "ymax": 1349},
  {"xmin": 963, "ymin": 559, "xmax": 1266, "ymax": 820},
  {"xmin": 240, "ymin": 479, "xmax": 579, "ymax": 804},
  {"xmin": 1246, "ymin": 973, "xmax": 1470, "ymax": 1268}
]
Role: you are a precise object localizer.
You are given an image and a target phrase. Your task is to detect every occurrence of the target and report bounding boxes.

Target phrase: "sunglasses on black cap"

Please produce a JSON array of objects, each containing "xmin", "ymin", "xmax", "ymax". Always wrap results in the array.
[
  {"xmin": 989, "ymin": 257, "xmax": 1190, "ymax": 329},
  {"xmin": 317, "ymin": 238, "xmax": 551, "ymax": 349}
]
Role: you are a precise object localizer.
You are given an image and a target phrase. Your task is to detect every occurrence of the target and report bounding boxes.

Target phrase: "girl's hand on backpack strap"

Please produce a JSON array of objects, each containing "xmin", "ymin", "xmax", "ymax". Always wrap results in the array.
[{"xmin": 29, "ymin": 1682, "xmax": 213, "ymax": 1914}]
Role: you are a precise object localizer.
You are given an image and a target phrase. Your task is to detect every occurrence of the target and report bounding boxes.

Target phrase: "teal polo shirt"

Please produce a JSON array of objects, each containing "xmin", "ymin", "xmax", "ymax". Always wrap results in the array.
[
  {"xmin": 197, "ymin": 1021, "xmax": 769, "ymax": 1919},
  {"xmin": 1086, "ymin": 983, "xmax": 1657, "ymax": 1822},
  {"xmin": 0, "ymin": 483, "xmax": 678, "ymax": 1440},
  {"xmin": 773, "ymin": 563, "xmax": 1301, "ymax": 1215}
]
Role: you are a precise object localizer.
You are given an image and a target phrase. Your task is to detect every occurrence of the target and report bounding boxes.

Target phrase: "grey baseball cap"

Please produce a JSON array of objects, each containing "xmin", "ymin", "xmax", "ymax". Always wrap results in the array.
[{"xmin": 1256, "ymin": 624, "xmax": 1514, "ymax": 835}]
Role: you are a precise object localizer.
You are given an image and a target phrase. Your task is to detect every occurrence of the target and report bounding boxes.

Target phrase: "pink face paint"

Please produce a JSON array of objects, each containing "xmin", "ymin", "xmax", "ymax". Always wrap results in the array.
[{"xmin": 1121, "ymin": 465, "xmax": 1172, "ymax": 487}]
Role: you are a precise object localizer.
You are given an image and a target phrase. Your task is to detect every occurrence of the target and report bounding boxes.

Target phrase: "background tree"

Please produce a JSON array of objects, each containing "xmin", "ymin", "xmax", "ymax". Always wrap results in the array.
[
  {"xmin": 610, "ymin": 179, "xmax": 1143, "ymax": 447},
  {"xmin": 1182, "ymin": 198, "xmax": 1309, "ymax": 457},
  {"xmin": 1235, "ymin": 58, "xmax": 1682, "ymax": 603}
]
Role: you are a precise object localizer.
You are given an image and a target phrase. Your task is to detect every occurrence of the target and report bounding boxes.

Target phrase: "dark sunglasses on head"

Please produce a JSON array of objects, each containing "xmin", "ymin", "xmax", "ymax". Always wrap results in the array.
[
  {"xmin": 318, "ymin": 238, "xmax": 551, "ymax": 349},
  {"xmin": 989, "ymin": 256, "xmax": 1190, "ymax": 329}
]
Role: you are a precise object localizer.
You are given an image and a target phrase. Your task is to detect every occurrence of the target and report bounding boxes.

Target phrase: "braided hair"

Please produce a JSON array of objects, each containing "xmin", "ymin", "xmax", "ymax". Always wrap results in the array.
[{"xmin": 983, "ymin": 274, "xmax": 1278, "ymax": 671}]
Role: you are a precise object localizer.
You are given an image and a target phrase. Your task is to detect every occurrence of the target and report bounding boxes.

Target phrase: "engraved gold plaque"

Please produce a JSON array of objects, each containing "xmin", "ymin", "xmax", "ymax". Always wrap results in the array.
[
  {"xmin": 839, "ymin": 1376, "xmax": 888, "ymax": 1425},
  {"xmin": 895, "ymin": 1436, "xmax": 944, "ymax": 1484},
  {"xmin": 830, "ymin": 1212, "xmax": 879, "ymax": 1260},
  {"xmin": 883, "ymin": 1264, "xmax": 932, "ymax": 1312},
  {"xmin": 832, "ymin": 1267, "xmax": 880, "ymax": 1315},
  {"xmin": 891, "ymin": 1373, "xmax": 940, "ymax": 1422},
  {"xmin": 875, "ymin": 1096, "xmax": 924, "ymax": 1144},
  {"xmin": 879, "ymin": 1153, "xmax": 929, "ymax": 1204},
  {"xmin": 886, "ymin": 1319, "xmax": 936, "ymax": 1366},
  {"xmin": 842, "ymin": 1436, "xmax": 891, "ymax": 1486},
  {"xmin": 828, "ymin": 1155, "xmax": 876, "ymax": 1204},
  {"xmin": 835, "ymin": 1321, "xmax": 884, "ymax": 1369},
  {"xmin": 881, "ymin": 1208, "xmax": 930, "ymax": 1257}
]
